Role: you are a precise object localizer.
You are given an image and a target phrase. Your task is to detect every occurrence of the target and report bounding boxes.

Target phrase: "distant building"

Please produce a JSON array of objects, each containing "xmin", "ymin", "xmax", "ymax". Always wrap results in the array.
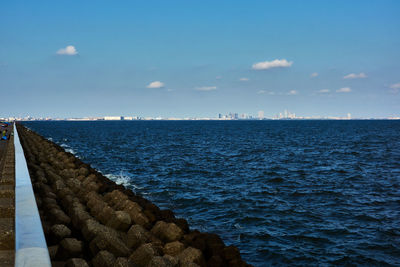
[
  {"xmin": 104, "ymin": 116, "xmax": 123, "ymax": 120},
  {"xmin": 275, "ymin": 109, "xmax": 296, "ymax": 119}
]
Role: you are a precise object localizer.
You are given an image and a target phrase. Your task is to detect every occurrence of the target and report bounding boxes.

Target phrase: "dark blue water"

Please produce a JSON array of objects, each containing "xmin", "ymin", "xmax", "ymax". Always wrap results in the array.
[{"xmin": 23, "ymin": 120, "xmax": 400, "ymax": 266}]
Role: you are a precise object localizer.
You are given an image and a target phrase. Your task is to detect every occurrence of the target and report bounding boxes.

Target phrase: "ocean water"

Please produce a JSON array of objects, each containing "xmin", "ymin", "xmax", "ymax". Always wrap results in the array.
[{"xmin": 23, "ymin": 120, "xmax": 400, "ymax": 266}]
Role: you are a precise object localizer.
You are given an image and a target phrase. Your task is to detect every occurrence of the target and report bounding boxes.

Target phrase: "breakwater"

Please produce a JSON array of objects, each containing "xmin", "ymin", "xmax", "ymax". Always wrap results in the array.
[{"xmin": 16, "ymin": 124, "xmax": 250, "ymax": 267}]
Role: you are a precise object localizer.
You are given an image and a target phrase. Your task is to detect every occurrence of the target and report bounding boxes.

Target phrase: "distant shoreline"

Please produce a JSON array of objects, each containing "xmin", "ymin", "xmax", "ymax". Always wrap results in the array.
[{"xmin": 8, "ymin": 118, "xmax": 400, "ymax": 122}]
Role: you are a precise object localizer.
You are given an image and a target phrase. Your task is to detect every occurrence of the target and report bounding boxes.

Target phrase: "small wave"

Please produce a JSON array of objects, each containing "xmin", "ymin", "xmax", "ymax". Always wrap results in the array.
[
  {"xmin": 234, "ymin": 223, "xmax": 243, "ymax": 229},
  {"xmin": 131, "ymin": 183, "xmax": 144, "ymax": 190},
  {"xmin": 291, "ymin": 190, "xmax": 308, "ymax": 197},
  {"xmin": 241, "ymin": 215, "xmax": 266, "ymax": 223},
  {"xmin": 320, "ymin": 227, "xmax": 351, "ymax": 236},
  {"xmin": 65, "ymin": 148, "xmax": 76, "ymax": 155},
  {"xmin": 249, "ymin": 190, "xmax": 277, "ymax": 197},
  {"xmin": 268, "ymin": 177, "xmax": 284, "ymax": 183},
  {"xmin": 261, "ymin": 170, "xmax": 279, "ymax": 176},
  {"xmin": 285, "ymin": 234, "xmax": 332, "ymax": 244},
  {"xmin": 105, "ymin": 171, "xmax": 132, "ymax": 188},
  {"xmin": 354, "ymin": 214, "xmax": 381, "ymax": 222},
  {"xmin": 59, "ymin": 143, "xmax": 77, "ymax": 155},
  {"xmin": 290, "ymin": 190, "xmax": 344, "ymax": 198}
]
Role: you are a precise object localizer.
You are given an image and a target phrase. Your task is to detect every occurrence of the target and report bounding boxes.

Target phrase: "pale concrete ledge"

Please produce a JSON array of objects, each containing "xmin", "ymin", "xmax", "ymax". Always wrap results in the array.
[{"xmin": 14, "ymin": 124, "xmax": 51, "ymax": 267}]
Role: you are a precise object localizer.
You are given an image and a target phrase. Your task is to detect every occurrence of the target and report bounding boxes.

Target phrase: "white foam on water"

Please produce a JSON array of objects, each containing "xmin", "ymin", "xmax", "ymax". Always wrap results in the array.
[
  {"xmin": 105, "ymin": 171, "xmax": 133, "ymax": 188},
  {"xmin": 234, "ymin": 223, "xmax": 243, "ymax": 229},
  {"xmin": 59, "ymin": 142, "xmax": 80, "ymax": 158},
  {"xmin": 60, "ymin": 143, "xmax": 75, "ymax": 154},
  {"xmin": 131, "ymin": 183, "xmax": 144, "ymax": 190},
  {"xmin": 65, "ymin": 148, "xmax": 76, "ymax": 155}
]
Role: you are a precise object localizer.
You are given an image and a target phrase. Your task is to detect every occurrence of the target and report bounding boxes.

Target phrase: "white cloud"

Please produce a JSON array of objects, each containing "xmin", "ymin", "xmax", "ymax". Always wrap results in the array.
[
  {"xmin": 389, "ymin": 82, "xmax": 400, "ymax": 89},
  {"xmin": 318, "ymin": 89, "xmax": 330, "ymax": 93},
  {"xmin": 343, "ymin": 72, "xmax": 367, "ymax": 79},
  {"xmin": 310, "ymin": 72, "xmax": 319, "ymax": 78},
  {"xmin": 336, "ymin": 87, "xmax": 351, "ymax": 93},
  {"xmin": 56, "ymin": 45, "xmax": 78, "ymax": 55},
  {"xmin": 287, "ymin": 90, "xmax": 298, "ymax": 95},
  {"xmin": 195, "ymin": 86, "xmax": 217, "ymax": 91},
  {"xmin": 389, "ymin": 82, "xmax": 400, "ymax": 94},
  {"xmin": 146, "ymin": 81, "xmax": 165, "ymax": 88},
  {"xmin": 216, "ymin": 76, "xmax": 222, "ymax": 80},
  {"xmin": 252, "ymin": 59, "xmax": 293, "ymax": 70},
  {"xmin": 258, "ymin": 90, "xmax": 275, "ymax": 95},
  {"xmin": 239, "ymin": 77, "xmax": 249, "ymax": 81}
]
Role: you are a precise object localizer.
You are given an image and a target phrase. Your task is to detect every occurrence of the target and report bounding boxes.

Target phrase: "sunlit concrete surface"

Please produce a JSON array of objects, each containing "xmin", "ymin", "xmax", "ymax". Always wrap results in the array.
[{"xmin": 14, "ymin": 124, "xmax": 51, "ymax": 267}]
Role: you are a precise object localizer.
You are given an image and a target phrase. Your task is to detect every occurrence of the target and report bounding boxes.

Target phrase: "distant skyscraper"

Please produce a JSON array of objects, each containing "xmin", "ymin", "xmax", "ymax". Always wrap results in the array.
[{"xmin": 258, "ymin": 110, "xmax": 264, "ymax": 119}]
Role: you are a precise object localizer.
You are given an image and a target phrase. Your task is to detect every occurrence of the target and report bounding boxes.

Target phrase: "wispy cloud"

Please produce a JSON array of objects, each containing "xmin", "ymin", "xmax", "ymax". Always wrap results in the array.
[
  {"xmin": 215, "ymin": 76, "xmax": 222, "ymax": 80},
  {"xmin": 56, "ymin": 45, "xmax": 78, "ymax": 55},
  {"xmin": 287, "ymin": 90, "xmax": 298, "ymax": 95},
  {"xmin": 310, "ymin": 72, "xmax": 319, "ymax": 78},
  {"xmin": 389, "ymin": 82, "xmax": 400, "ymax": 89},
  {"xmin": 318, "ymin": 89, "xmax": 330, "ymax": 93},
  {"xmin": 252, "ymin": 59, "xmax": 293, "ymax": 70},
  {"xmin": 389, "ymin": 82, "xmax": 400, "ymax": 94},
  {"xmin": 258, "ymin": 90, "xmax": 275, "ymax": 95},
  {"xmin": 195, "ymin": 86, "xmax": 217, "ymax": 91},
  {"xmin": 343, "ymin": 72, "xmax": 367, "ymax": 79},
  {"xmin": 146, "ymin": 81, "xmax": 165, "ymax": 88},
  {"xmin": 336, "ymin": 87, "xmax": 351, "ymax": 93},
  {"xmin": 239, "ymin": 77, "xmax": 249, "ymax": 81}
]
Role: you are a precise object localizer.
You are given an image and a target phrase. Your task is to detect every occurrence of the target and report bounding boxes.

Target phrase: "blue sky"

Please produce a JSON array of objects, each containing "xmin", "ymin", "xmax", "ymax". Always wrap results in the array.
[{"xmin": 1, "ymin": 0, "xmax": 399, "ymax": 118}]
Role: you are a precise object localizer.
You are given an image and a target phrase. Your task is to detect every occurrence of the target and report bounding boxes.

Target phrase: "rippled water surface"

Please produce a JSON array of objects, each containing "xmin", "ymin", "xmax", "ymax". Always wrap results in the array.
[{"xmin": 23, "ymin": 120, "xmax": 400, "ymax": 266}]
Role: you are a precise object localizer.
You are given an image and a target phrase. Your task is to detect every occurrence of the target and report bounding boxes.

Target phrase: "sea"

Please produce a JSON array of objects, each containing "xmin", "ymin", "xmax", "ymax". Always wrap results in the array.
[{"xmin": 22, "ymin": 120, "xmax": 400, "ymax": 266}]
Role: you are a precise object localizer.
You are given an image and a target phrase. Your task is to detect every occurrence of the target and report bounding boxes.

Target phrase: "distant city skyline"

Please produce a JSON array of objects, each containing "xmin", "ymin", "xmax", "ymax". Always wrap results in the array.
[
  {"xmin": 3, "ymin": 110, "xmax": 400, "ymax": 122},
  {"xmin": 1, "ymin": 1, "xmax": 399, "ymax": 118}
]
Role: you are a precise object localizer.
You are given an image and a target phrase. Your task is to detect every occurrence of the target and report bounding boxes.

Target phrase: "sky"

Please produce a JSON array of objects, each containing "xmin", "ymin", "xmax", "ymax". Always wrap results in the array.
[{"xmin": 1, "ymin": 0, "xmax": 400, "ymax": 118}]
